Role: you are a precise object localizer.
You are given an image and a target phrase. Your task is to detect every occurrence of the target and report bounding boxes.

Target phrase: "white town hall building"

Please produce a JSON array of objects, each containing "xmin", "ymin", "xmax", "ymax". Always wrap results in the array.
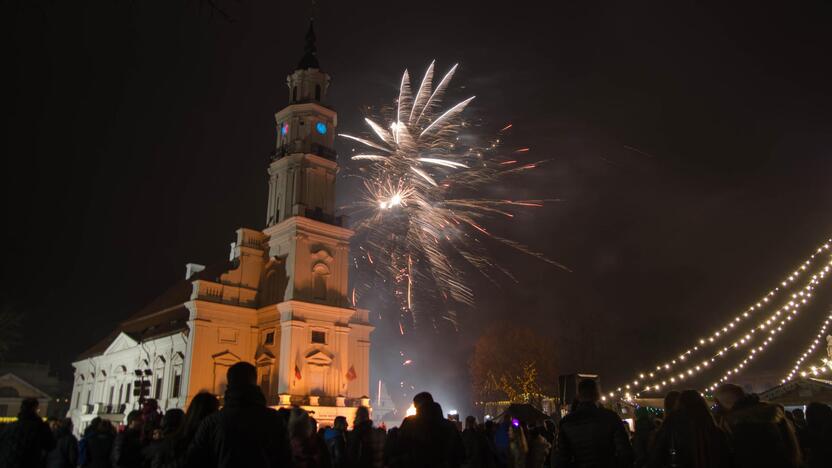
[{"xmin": 67, "ymin": 23, "xmax": 372, "ymax": 433}]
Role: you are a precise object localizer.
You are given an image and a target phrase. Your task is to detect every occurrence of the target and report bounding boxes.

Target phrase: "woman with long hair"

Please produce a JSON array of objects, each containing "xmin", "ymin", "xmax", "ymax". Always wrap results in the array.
[
  {"xmin": 151, "ymin": 392, "xmax": 219, "ymax": 468},
  {"xmin": 289, "ymin": 407, "xmax": 328, "ymax": 468},
  {"xmin": 648, "ymin": 390, "xmax": 732, "ymax": 468}
]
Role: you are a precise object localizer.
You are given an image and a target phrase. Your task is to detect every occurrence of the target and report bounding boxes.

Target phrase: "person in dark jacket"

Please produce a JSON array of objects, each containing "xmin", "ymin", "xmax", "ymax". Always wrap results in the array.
[
  {"xmin": 383, "ymin": 426, "xmax": 400, "ymax": 468},
  {"xmin": 188, "ymin": 362, "xmax": 291, "ymax": 468},
  {"xmin": 647, "ymin": 390, "xmax": 731, "ymax": 468},
  {"xmin": 803, "ymin": 402, "xmax": 832, "ymax": 468},
  {"xmin": 288, "ymin": 407, "xmax": 328, "ymax": 468},
  {"xmin": 631, "ymin": 407, "xmax": 654, "ymax": 468},
  {"xmin": 553, "ymin": 379, "xmax": 633, "ymax": 468},
  {"xmin": 0, "ymin": 397, "xmax": 56, "ymax": 468},
  {"xmin": 346, "ymin": 406, "xmax": 384, "ymax": 468},
  {"xmin": 79, "ymin": 418, "xmax": 115, "ymax": 468},
  {"xmin": 111, "ymin": 410, "xmax": 145, "ymax": 468},
  {"xmin": 714, "ymin": 383, "xmax": 801, "ymax": 468},
  {"xmin": 393, "ymin": 394, "xmax": 465, "ymax": 468},
  {"xmin": 526, "ymin": 426, "xmax": 551, "ymax": 468},
  {"xmin": 540, "ymin": 420, "xmax": 555, "ymax": 467},
  {"xmin": 151, "ymin": 393, "xmax": 218, "ymax": 468},
  {"xmin": 141, "ymin": 408, "xmax": 183, "ymax": 468},
  {"xmin": 324, "ymin": 416, "xmax": 348, "ymax": 468},
  {"xmin": 662, "ymin": 391, "xmax": 680, "ymax": 418},
  {"xmin": 461, "ymin": 416, "xmax": 490, "ymax": 468},
  {"xmin": 46, "ymin": 418, "xmax": 78, "ymax": 468}
]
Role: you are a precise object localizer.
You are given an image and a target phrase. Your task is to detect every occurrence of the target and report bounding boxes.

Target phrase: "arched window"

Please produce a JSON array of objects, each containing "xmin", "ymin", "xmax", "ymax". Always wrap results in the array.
[{"xmin": 315, "ymin": 84, "xmax": 321, "ymax": 101}]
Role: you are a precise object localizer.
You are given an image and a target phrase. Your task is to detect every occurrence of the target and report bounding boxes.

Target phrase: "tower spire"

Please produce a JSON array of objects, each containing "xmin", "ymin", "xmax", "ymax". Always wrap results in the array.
[{"xmin": 297, "ymin": 19, "xmax": 320, "ymax": 70}]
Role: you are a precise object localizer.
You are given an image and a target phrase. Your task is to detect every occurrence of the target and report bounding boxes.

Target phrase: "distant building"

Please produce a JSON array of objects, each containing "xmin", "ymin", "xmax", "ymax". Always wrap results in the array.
[
  {"xmin": 726, "ymin": 370, "xmax": 783, "ymax": 395},
  {"xmin": 0, "ymin": 362, "xmax": 69, "ymax": 420},
  {"xmin": 759, "ymin": 377, "xmax": 832, "ymax": 409},
  {"xmin": 372, "ymin": 380, "xmax": 400, "ymax": 427},
  {"xmin": 67, "ymin": 22, "xmax": 372, "ymax": 434}
]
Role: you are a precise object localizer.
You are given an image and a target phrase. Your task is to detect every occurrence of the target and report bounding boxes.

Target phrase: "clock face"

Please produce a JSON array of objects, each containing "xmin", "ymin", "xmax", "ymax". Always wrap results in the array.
[
  {"xmin": 315, "ymin": 122, "xmax": 328, "ymax": 135},
  {"xmin": 281, "ymin": 122, "xmax": 288, "ymax": 136}
]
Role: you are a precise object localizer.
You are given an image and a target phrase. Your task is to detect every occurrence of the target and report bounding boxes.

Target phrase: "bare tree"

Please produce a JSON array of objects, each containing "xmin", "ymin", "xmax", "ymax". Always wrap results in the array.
[{"xmin": 470, "ymin": 322, "xmax": 557, "ymax": 405}]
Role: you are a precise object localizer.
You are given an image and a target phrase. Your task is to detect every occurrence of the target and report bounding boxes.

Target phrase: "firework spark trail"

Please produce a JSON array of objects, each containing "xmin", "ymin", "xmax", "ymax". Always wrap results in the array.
[{"xmin": 341, "ymin": 61, "xmax": 568, "ymax": 327}]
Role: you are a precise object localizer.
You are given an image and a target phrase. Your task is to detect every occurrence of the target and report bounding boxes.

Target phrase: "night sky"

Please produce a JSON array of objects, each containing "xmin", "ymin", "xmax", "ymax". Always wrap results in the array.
[{"xmin": 4, "ymin": 1, "xmax": 832, "ymax": 409}]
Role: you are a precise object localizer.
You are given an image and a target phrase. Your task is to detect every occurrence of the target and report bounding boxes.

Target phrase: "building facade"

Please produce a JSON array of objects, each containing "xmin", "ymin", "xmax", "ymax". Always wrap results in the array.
[
  {"xmin": 0, "ymin": 373, "xmax": 51, "ymax": 421},
  {"xmin": 67, "ymin": 22, "xmax": 372, "ymax": 433}
]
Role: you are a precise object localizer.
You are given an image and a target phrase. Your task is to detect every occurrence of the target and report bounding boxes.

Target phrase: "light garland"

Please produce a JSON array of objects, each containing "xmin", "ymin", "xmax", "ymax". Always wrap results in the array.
[
  {"xmin": 608, "ymin": 239, "xmax": 831, "ymax": 398},
  {"xmin": 783, "ymin": 311, "xmax": 832, "ymax": 382},
  {"xmin": 792, "ymin": 360, "xmax": 832, "ymax": 379},
  {"xmin": 646, "ymin": 255, "xmax": 832, "ymax": 396},
  {"xmin": 703, "ymin": 261, "xmax": 831, "ymax": 392}
]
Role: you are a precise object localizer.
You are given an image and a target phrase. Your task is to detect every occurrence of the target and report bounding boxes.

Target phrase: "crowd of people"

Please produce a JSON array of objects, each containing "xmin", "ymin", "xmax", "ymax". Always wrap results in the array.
[{"xmin": 1, "ymin": 365, "xmax": 831, "ymax": 468}]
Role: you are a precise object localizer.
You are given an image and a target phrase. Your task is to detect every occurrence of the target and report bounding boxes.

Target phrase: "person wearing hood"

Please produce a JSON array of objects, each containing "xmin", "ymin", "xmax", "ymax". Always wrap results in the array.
[
  {"xmin": 324, "ymin": 416, "xmax": 348, "ymax": 468},
  {"xmin": 188, "ymin": 362, "xmax": 291, "ymax": 468},
  {"xmin": 0, "ymin": 397, "xmax": 56, "ymax": 468},
  {"xmin": 553, "ymin": 379, "xmax": 632, "ymax": 468},
  {"xmin": 46, "ymin": 418, "xmax": 78, "ymax": 468},
  {"xmin": 647, "ymin": 390, "xmax": 732, "ymax": 468},
  {"xmin": 714, "ymin": 383, "xmax": 801, "ymax": 468}
]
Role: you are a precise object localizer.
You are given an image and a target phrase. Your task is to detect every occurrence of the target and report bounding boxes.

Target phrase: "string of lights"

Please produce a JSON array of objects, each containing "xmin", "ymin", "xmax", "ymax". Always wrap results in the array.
[
  {"xmin": 605, "ymin": 247, "xmax": 832, "ymax": 401},
  {"xmin": 607, "ymin": 239, "xmax": 831, "ymax": 398},
  {"xmin": 783, "ymin": 311, "xmax": 832, "ymax": 382},
  {"xmin": 703, "ymin": 259, "xmax": 832, "ymax": 392},
  {"xmin": 604, "ymin": 265, "xmax": 826, "ymax": 401},
  {"xmin": 792, "ymin": 360, "xmax": 832, "ymax": 379}
]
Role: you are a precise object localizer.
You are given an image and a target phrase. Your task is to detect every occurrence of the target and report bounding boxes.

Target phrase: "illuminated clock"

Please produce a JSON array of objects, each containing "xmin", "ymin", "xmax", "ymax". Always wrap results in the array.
[{"xmin": 315, "ymin": 122, "xmax": 327, "ymax": 135}]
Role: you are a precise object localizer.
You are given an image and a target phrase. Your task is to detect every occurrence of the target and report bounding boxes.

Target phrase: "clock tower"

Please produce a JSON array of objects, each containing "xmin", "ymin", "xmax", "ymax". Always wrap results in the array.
[
  {"xmin": 262, "ymin": 20, "xmax": 372, "ymax": 414},
  {"xmin": 67, "ymin": 20, "xmax": 371, "ymax": 433},
  {"xmin": 266, "ymin": 20, "xmax": 337, "ymax": 227}
]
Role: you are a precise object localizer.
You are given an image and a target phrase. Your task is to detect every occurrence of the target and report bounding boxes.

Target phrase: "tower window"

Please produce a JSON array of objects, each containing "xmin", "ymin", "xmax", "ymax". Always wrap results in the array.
[
  {"xmin": 315, "ymin": 84, "xmax": 321, "ymax": 101},
  {"xmin": 264, "ymin": 331, "xmax": 275, "ymax": 345},
  {"xmin": 311, "ymin": 330, "xmax": 326, "ymax": 344},
  {"xmin": 292, "ymin": 86, "xmax": 298, "ymax": 101}
]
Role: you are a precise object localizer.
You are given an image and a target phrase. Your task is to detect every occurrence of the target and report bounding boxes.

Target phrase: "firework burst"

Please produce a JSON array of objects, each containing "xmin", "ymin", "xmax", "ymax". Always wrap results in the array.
[{"xmin": 341, "ymin": 61, "xmax": 567, "ymax": 329}]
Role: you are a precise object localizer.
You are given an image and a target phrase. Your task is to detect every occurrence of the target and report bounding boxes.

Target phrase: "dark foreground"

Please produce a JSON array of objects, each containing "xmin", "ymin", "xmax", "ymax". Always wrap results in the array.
[{"xmin": 1, "ymin": 365, "xmax": 831, "ymax": 468}]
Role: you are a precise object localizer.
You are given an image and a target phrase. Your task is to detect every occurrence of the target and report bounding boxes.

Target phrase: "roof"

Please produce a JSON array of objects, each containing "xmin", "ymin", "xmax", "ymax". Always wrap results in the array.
[
  {"xmin": 296, "ymin": 20, "xmax": 320, "ymax": 70},
  {"xmin": 0, "ymin": 373, "xmax": 52, "ymax": 400},
  {"xmin": 77, "ymin": 260, "xmax": 236, "ymax": 360},
  {"xmin": 758, "ymin": 377, "xmax": 832, "ymax": 405},
  {"xmin": 495, "ymin": 403, "xmax": 551, "ymax": 425}
]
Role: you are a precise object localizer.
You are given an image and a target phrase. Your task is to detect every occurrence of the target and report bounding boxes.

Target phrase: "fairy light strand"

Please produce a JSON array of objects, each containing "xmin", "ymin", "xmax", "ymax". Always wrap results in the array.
[
  {"xmin": 701, "ymin": 260, "xmax": 831, "ymax": 392},
  {"xmin": 608, "ymin": 239, "xmax": 831, "ymax": 397},
  {"xmin": 783, "ymin": 311, "xmax": 832, "ymax": 382},
  {"xmin": 605, "ymin": 243, "xmax": 832, "ymax": 400}
]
